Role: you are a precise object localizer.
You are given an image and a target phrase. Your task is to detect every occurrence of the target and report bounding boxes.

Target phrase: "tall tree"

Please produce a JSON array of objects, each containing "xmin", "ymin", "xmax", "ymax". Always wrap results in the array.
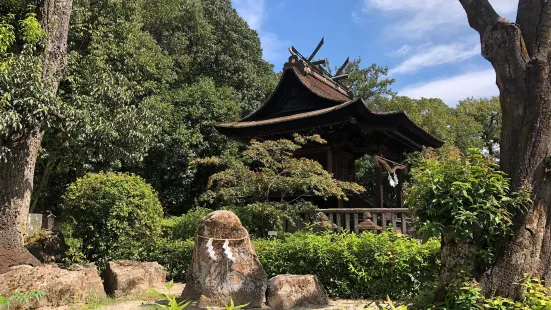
[
  {"xmin": 31, "ymin": 0, "xmax": 173, "ymax": 213},
  {"xmin": 0, "ymin": 0, "xmax": 73, "ymax": 273},
  {"xmin": 459, "ymin": 0, "xmax": 551, "ymax": 298},
  {"xmin": 454, "ymin": 97, "xmax": 501, "ymax": 157}
]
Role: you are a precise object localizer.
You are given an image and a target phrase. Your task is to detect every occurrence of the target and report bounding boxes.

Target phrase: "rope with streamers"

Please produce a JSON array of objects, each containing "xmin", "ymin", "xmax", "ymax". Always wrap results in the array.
[{"xmin": 196, "ymin": 234, "xmax": 248, "ymax": 262}]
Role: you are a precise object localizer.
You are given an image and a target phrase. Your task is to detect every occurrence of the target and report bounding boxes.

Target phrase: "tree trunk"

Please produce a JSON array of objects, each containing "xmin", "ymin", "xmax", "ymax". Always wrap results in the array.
[
  {"xmin": 0, "ymin": 0, "xmax": 73, "ymax": 273},
  {"xmin": 436, "ymin": 235, "xmax": 477, "ymax": 301},
  {"xmin": 0, "ymin": 131, "xmax": 44, "ymax": 273},
  {"xmin": 459, "ymin": 0, "xmax": 551, "ymax": 299}
]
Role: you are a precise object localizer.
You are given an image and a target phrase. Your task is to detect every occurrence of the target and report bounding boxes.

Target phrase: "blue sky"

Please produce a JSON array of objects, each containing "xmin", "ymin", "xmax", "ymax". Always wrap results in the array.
[{"xmin": 231, "ymin": 0, "xmax": 518, "ymax": 106}]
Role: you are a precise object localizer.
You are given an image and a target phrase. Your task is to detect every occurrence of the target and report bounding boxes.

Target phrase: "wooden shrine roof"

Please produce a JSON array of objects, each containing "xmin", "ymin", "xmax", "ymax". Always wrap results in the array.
[
  {"xmin": 216, "ymin": 53, "xmax": 444, "ymax": 152},
  {"xmin": 217, "ymin": 98, "xmax": 444, "ymax": 150}
]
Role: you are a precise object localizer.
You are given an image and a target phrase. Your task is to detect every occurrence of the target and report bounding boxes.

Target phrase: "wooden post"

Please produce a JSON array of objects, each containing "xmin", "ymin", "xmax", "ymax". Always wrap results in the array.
[
  {"xmin": 382, "ymin": 213, "xmax": 387, "ymax": 230},
  {"xmin": 345, "ymin": 214, "xmax": 351, "ymax": 231},
  {"xmin": 401, "ymin": 212, "xmax": 407, "ymax": 234},
  {"xmin": 375, "ymin": 160, "xmax": 384, "ymax": 208},
  {"xmin": 391, "ymin": 213, "xmax": 397, "ymax": 231},
  {"xmin": 326, "ymin": 149, "xmax": 333, "ymax": 174},
  {"xmin": 396, "ymin": 170, "xmax": 404, "ymax": 208},
  {"xmin": 336, "ymin": 213, "xmax": 342, "ymax": 231},
  {"xmin": 353, "ymin": 213, "xmax": 359, "ymax": 233}
]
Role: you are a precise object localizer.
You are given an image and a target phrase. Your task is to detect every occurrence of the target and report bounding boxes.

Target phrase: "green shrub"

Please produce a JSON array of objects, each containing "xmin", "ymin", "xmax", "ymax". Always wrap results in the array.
[
  {"xmin": 255, "ymin": 230, "xmax": 440, "ymax": 299},
  {"xmin": 60, "ymin": 172, "xmax": 164, "ymax": 267},
  {"xmin": 416, "ymin": 275, "xmax": 551, "ymax": 310},
  {"xmin": 146, "ymin": 230, "xmax": 439, "ymax": 299},
  {"xmin": 147, "ymin": 238, "xmax": 195, "ymax": 281},
  {"xmin": 162, "ymin": 207, "xmax": 213, "ymax": 240}
]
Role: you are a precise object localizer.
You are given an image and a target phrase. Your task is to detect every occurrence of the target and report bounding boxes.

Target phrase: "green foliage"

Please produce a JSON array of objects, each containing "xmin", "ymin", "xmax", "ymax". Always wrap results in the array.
[
  {"xmin": 419, "ymin": 275, "xmax": 551, "ymax": 310},
  {"xmin": 146, "ymin": 230, "xmax": 439, "ymax": 300},
  {"xmin": 196, "ymin": 136, "xmax": 364, "ymax": 236},
  {"xmin": 406, "ymin": 149, "xmax": 530, "ymax": 268},
  {"xmin": 32, "ymin": 0, "xmax": 275, "ymax": 215},
  {"xmin": 162, "ymin": 207, "xmax": 212, "ymax": 240},
  {"xmin": 454, "ymin": 97, "xmax": 501, "ymax": 157},
  {"xmin": 255, "ymin": 230, "xmax": 440, "ymax": 299},
  {"xmin": 220, "ymin": 299, "xmax": 249, "ymax": 310},
  {"xmin": 147, "ymin": 238, "xmax": 195, "ymax": 281},
  {"xmin": 149, "ymin": 280, "xmax": 190, "ymax": 310},
  {"xmin": 337, "ymin": 57, "xmax": 396, "ymax": 103},
  {"xmin": 141, "ymin": 78, "xmax": 241, "ymax": 213},
  {"xmin": 0, "ymin": 289, "xmax": 45, "ymax": 310},
  {"xmin": 376, "ymin": 96, "xmax": 456, "ymax": 148},
  {"xmin": 0, "ymin": 10, "xmax": 56, "ymax": 160},
  {"xmin": 60, "ymin": 172, "xmax": 164, "ymax": 267},
  {"xmin": 226, "ymin": 201, "xmax": 316, "ymax": 235}
]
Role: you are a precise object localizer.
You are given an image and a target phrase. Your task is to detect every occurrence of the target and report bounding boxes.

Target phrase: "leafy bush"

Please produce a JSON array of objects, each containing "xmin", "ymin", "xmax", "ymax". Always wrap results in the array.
[
  {"xmin": 406, "ymin": 149, "xmax": 531, "ymax": 299},
  {"xmin": 144, "ymin": 230, "xmax": 439, "ymax": 299},
  {"xmin": 147, "ymin": 238, "xmax": 195, "ymax": 282},
  {"xmin": 414, "ymin": 275, "xmax": 551, "ymax": 310},
  {"xmin": 162, "ymin": 207, "xmax": 213, "ymax": 240},
  {"xmin": 60, "ymin": 172, "xmax": 164, "ymax": 267},
  {"xmin": 407, "ymin": 149, "xmax": 530, "ymax": 257},
  {"xmin": 255, "ymin": 230, "xmax": 440, "ymax": 299},
  {"xmin": 195, "ymin": 136, "xmax": 364, "ymax": 237}
]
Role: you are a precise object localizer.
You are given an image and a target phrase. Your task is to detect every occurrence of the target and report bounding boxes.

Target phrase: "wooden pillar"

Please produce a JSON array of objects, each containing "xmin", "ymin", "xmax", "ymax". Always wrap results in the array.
[
  {"xmin": 375, "ymin": 160, "xmax": 383, "ymax": 208},
  {"xmin": 396, "ymin": 170, "xmax": 403, "ymax": 208},
  {"xmin": 326, "ymin": 148, "xmax": 333, "ymax": 174},
  {"xmin": 351, "ymin": 158, "xmax": 356, "ymax": 182}
]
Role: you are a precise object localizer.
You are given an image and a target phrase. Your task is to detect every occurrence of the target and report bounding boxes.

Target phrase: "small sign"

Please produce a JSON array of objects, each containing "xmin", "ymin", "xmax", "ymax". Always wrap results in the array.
[{"xmin": 268, "ymin": 231, "xmax": 278, "ymax": 236}]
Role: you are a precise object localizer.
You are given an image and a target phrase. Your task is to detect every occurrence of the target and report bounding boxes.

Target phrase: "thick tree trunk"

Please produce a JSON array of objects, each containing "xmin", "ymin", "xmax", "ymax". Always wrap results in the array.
[
  {"xmin": 0, "ymin": 0, "xmax": 72, "ymax": 273},
  {"xmin": 459, "ymin": 0, "xmax": 551, "ymax": 299},
  {"xmin": 0, "ymin": 131, "xmax": 44, "ymax": 273}
]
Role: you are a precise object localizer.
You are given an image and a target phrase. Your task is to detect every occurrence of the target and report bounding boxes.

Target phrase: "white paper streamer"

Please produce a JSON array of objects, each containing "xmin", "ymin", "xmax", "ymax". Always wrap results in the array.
[
  {"xmin": 388, "ymin": 173, "xmax": 396, "ymax": 187},
  {"xmin": 222, "ymin": 239, "xmax": 235, "ymax": 262},
  {"xmin": 388, "ymin": 172, "xmax": 399, "ymax": 187},
  {"xmin": 206, "ymin": 238, "xmax": 216, "ymax": 260}
]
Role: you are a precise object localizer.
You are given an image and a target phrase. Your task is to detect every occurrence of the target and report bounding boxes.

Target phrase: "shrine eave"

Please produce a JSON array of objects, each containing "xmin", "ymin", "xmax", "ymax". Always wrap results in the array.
[{"xmin": 216, "ymin": 98, "xmax": 445, "ymax": 150}]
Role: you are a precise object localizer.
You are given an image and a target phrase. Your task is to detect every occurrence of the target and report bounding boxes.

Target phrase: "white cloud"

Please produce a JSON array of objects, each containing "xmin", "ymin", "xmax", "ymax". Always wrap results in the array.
[
  {"xmin": 233, "ymin": 0, "xmax": 287, "ymax": 64},
  {"xmin": 389, "ymin": 44, "xmax": 410, "ymax": 57},
  {"xmin": 351, "ymin": 11, "xmax": 367, "ymax": 24},
  {"xmin": 362, "ymin": 0, "xmax": 517, "ymax": 39},
  {"xmin": 399, "ymin": 69, "xmax": 498, "ymax": 106},
  {"xmin": 389, "ymin": 41, "xmax": 480, "ymax": 75},
  {"xmin": 233, "ymin": 0, "xmax": 265, "ymax": 30},
  {"xmin": 260, "ymin": 32, "xmax": 288, "ymax": 63}
]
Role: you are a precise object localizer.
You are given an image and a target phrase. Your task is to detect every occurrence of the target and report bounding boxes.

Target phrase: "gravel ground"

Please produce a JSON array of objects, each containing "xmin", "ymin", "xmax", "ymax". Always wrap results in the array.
[{"xmin": 43, "ymin": 282, "xmax": 379, "ymax": 310}]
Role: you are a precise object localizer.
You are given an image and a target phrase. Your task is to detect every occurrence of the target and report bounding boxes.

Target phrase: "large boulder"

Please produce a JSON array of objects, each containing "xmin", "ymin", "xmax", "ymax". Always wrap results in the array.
[
  {"xmin": 103, "ymin": 260, "xmax": 167, "ymax": 297},
  {"xmin": 181, "ymin": 210, "xmax": 267, "ymax": 308},
  {"xmin": 0, "ymin": 264, "xmax": 105, "ymax": 308},
  {"xmin": 266, "ymin": 275, "xmax": 329, "ymax": 310}
]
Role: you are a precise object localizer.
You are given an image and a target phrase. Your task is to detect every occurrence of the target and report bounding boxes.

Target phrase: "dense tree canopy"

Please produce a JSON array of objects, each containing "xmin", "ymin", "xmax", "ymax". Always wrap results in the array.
[
  {"xmin": 31, "ymin": 0, "xmax": 277, "ymax": 214},
  {"xmin": 13, "ymin": 0, "xmax": 506, "ymax": 219}
]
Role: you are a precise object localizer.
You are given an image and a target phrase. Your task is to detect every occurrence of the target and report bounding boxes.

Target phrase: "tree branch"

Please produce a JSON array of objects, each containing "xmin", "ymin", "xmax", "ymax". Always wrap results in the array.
[
  {"xmin": 49, "ymin": 111, "xmax": 65, "ymax": 120},
  {"xmin": 516, "ymin": 0, "xmax": 551, "ymax": 58},
  {"xmin": 458, "ymin": 0, "xmax": 501, "ymax": 36}
]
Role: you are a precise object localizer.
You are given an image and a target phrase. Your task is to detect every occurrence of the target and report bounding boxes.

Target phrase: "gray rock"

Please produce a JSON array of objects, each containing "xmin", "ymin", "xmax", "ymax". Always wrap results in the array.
[
  {"xmin": 0, "ymin": 264, "xmax": 105, "ymax": 308},
  {"xmin": 103, "ymin": 260, "xmax": 167, "ymax": 297},
  {"xmin": 181, "ymin": 210, "xmax": 267, "ymax": 308},
  {"xmin": 266, "ymin": 274, "xmax": 329, "ymax": 310}
]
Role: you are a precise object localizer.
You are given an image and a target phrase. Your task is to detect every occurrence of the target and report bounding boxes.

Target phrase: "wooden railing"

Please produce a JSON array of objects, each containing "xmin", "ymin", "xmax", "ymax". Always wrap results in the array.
[{"xmin": 286, "ymin": 208, "xmax": 412, "ymax": 235}]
